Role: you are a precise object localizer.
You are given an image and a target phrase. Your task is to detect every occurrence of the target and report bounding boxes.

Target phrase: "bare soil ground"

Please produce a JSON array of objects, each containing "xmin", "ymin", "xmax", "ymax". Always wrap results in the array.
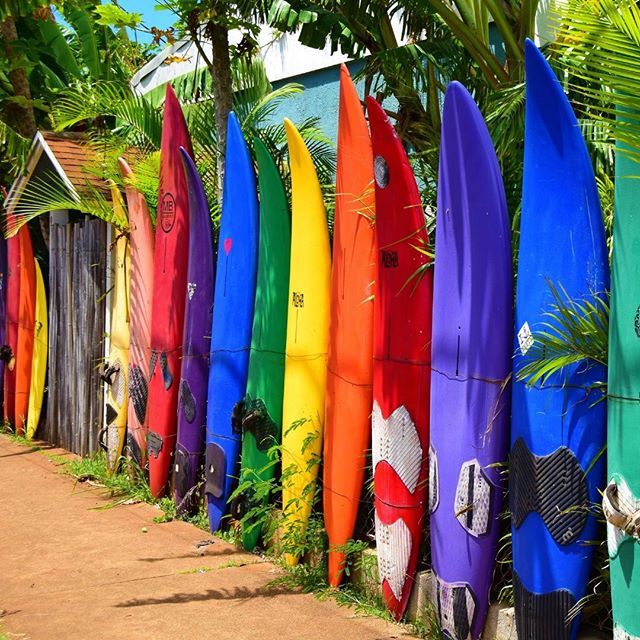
[{"xmin": 0, "ymin": 435, "xmax": 415, "ymax": 640}]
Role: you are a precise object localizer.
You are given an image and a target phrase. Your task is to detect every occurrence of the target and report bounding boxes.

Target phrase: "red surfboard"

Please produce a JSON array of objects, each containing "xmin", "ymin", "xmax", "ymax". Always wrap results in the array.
[
  {"xmin": 367, "ymin": 97, "xmax": 433, "ymax": 620},
  {"xmin": 146, "ymin": 85, "xmax": 194, "ymax": 497},
  {"xmin": 3, "ymin": 231, "xmax": 21, "ymax": 427},
  {"xmin": 324, "ymin": 65, "xmax": 375, "ymax": 586},
  {"xmin": 15, "ymin": 225, "xmax": 36, "ymax": 434}
]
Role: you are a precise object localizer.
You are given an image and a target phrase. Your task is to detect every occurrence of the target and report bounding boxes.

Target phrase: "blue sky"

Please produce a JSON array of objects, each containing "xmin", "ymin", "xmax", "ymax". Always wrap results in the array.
[{"xmin": 119, "ymin": 0, "xmax": 176, "ymax": 43}]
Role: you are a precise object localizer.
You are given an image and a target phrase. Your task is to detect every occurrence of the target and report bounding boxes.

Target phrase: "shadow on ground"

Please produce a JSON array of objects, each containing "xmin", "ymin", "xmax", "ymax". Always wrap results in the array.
[{"xmin": 114, "ymin": 584, "xmax": 293, "ymax": 608}]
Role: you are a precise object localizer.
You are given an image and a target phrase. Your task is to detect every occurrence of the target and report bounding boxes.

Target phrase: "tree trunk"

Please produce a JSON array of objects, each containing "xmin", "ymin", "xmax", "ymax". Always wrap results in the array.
[
  {"xmin": 207, "ymin": 22, "xmax": 233, "ymax": 196},
  {"xmin": 0, "ymin": 15, "xmax": 37, "ymax": 139},
  {"xmin": 0, "ymin": 15, "xmax": 48, "ymax": 247}
]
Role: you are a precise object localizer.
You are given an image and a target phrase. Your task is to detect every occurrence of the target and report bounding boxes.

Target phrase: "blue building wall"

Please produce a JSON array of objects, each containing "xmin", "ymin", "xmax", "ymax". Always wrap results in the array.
[{"xmin": 270, "ymin": 60, "xmax": 368, "ymax": 144}]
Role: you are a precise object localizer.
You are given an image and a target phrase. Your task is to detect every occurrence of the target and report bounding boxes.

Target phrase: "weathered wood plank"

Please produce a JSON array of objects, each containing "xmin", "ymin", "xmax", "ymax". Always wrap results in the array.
[{"xmin": 45, "ymin": 215, "xmax": 107, "ymax": 455}]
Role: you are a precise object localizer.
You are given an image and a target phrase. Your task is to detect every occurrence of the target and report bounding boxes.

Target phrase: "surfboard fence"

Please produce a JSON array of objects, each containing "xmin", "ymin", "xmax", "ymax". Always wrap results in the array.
[{"xmin": 43, "ymin": 214, "xmax": 107, "ymax": 455}]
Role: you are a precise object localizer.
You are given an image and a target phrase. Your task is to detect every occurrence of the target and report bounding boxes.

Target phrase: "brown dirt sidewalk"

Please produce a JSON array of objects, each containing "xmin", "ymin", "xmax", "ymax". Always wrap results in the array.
[{"xmin": 0, "ymin": 435, "xmax": 415, "ymax": 640}]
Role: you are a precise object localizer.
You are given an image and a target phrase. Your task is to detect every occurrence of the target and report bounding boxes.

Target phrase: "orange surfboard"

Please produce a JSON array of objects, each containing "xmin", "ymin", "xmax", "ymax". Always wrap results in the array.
[
  {"xmin": 14, "ymin": 225, "xmax": 36, "ymax": 434},
  {"xmin": 323, "ymin": 65, "xmax": 375, "ymax": 586}
]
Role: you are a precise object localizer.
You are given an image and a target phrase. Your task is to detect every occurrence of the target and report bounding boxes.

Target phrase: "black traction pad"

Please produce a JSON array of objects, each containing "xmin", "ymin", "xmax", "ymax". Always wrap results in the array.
[
  {"xmin": 510, "ymin": 437, "xmax": 588, "ymax": 545},
  {"xmin": 105, "ymin": 402, "xmax": 118, "ymax": 427},
  {"xmin": 231, "ymin": 398, "xmax": 245, "ymax": 435},
  {"xmin": 230, "ymin": 486, "xmax": 257, "ymax": 521},
  {"xmin": 147, "ymin": 431, "xmax": 163, "ymax": 458},
  {"xmin": 242, "ymin": 397, "xmax": 277, "ymax": 452},
  {"xmin": 127, "ymin": 432, "xmax": 142, "ymax": 466},
  {"xmin": 128, "ymin": 364, "xmax": 149, "ymax": 425},
  {"xmin": 180, "ymin": 379, "xmax": 196, "ymax": 424},
  {"xmin": 514, "ymin": 571, "xmax": 576, "ymax": 640},
  {"xmin": 204, "ymin": 443, "xmax": 226, "ymax": 499},
  {"xmin": 149, "ymin": 351, "xmax": 158, "ymax": 378},
  {"xmin": 433, "ymin": 574, "xmax": 476, "ymax": 640},
  {"xmin": 174, "ymin": 445, "xmax": 192, "ymax": 501}
]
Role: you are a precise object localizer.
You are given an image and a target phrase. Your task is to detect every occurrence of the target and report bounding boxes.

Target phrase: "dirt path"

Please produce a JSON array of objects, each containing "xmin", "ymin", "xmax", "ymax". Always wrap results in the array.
[{"xmin": 0, "ymin": 435, "xmax": 414, "ymax": 640}]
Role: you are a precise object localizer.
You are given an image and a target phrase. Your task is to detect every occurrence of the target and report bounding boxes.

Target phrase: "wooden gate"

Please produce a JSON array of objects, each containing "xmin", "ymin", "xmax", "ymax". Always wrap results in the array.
[{"xmin": 44, "ymin": 212, "xmax": 107, "ymax": 455}]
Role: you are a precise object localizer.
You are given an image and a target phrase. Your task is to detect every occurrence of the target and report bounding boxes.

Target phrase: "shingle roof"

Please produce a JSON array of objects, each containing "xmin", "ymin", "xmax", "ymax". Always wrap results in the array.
[{"xmin": 39, "ymin": 131, "xmax": 110, "ymax": 196}]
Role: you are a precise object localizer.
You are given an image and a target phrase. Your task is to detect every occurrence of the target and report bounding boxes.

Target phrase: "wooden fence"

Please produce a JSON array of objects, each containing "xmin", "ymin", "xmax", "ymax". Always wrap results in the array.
[{"xmin": 44, "ymin": 213, "xmax": 107, "ymax": 455}]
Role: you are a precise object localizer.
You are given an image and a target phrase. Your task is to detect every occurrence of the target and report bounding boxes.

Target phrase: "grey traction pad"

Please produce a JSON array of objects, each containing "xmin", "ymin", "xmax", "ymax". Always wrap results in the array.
[
  {"xmin": 514, "ymin": 572, "xmax": 576, "ymax": 640},
  {"xmin": 510, "ymin": 437, "xmax": 588, "ymax": 545},
  {"xmin": 433, "ymin": 574, "xmax": 476, "ymax": 640},
  {"xmin": 147, "ymin": 431, "xmax": 163, "ymax": 458}
]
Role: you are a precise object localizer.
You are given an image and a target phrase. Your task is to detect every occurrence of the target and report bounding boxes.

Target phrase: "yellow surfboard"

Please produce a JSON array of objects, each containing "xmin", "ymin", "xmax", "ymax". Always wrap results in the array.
[
  {"xmin": 280, "ymin": 119, "xmax": 331, "ymax": 565},
  {"xmin": 104, "ymin": 188, "xmax": 131, "ymax": 472},
  {"xmin": 26, "ymin": 259, "xmax": 47, "ymax": 440}
]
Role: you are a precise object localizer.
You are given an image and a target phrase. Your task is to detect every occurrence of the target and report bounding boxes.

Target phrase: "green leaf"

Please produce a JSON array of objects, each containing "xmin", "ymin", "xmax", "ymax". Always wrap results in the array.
[{"xmin": 94, "ymin": 4, "xmax": 142, "ymax": 30}]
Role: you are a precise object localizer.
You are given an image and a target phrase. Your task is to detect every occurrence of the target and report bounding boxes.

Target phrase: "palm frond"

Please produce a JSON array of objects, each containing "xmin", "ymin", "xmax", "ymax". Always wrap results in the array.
[
  {"xmin": 51, "ymin": 81, "xmax": 162, "ymax": 150},
  {"xmin": 5, "ymin": 172, "xmax": 123, "ymax": 238},
  {"xmin": 555, "ymin": 0, "xmax": 640, "ymax": 150},
  {"xmin": 516, "ymin": 281, "xmax": 609, "ymax": 388},
  {"xmin": 0, "ymin": 118, "xmax": 31, "ymax": 176}
]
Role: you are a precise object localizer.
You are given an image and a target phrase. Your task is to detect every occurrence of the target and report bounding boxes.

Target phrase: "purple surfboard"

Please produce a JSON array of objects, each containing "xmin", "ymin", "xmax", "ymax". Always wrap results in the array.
[
  {"xmin": 174, "ymin": 148, "xmax": 215, "ymax": 513},
  {"xmin": 429, "ymin": 82, "xmax": 513, "ymax": 639}
]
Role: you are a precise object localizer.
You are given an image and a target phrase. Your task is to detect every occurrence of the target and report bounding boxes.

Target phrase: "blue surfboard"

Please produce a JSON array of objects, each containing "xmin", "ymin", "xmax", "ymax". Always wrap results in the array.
[
  {"xmin": 205, "ymin": 113, "xmax": 259, "ymax": 532},
  {"xmin": 510, "ymin": 40, "xmax": 609, "ymax": 640}
]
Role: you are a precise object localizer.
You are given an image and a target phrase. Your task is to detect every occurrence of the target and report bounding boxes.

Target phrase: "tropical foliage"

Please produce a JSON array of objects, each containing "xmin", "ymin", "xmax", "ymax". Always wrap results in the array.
[
  {"xmin": 0, "ymin": 1, "xmax": 158, "ymax": 186},
  {"xmin": 4, "ymin": 0, "xmax": 640, "ymax": 631}
]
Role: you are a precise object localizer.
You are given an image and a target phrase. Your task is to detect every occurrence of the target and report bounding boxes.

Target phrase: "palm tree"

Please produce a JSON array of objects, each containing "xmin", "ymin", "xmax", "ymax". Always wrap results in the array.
[
  {"xmin": 0, "ymin": 2, "xmax": 154, "ymax": 187},
  {"xmin": 155, "ymin": 0, "xmax": 273, "ymax": 186}
]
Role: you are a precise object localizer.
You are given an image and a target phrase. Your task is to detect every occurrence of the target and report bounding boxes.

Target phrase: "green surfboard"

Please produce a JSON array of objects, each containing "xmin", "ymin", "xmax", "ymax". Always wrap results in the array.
[
  {"xmin": 607, "ymin": 139, "xmax": 640, "ymax": 639},
  {"xmin": 234, "ymin": 138, "xmax": 291, "ymax": 551}
]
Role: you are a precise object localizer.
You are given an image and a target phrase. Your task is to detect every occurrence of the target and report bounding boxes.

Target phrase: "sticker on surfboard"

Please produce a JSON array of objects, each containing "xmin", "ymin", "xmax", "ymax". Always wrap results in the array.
[{"xmin": 517, "ymin": 321, "xmax": 534, "ymax": 356}]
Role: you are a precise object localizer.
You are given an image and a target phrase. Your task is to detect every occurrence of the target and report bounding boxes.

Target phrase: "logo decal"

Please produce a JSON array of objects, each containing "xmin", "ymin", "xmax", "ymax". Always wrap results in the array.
[
  {"xmin": 187, "ymin": 283, "xmax": 196, "ymax": 300},
  {"xmin": 160, "ymin": 192, "xmax": 176, "ymax": 233},
  {"xmin": 381, "ymin": 250, "xmax": 399, "ymax": 268},
  {"xmin": 374, "ymin": 155, "xmax": 389, "ymax": 188},
  {"xmin": 224, "ymin": 238, "xmax": 232, "ymax": 255}
]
